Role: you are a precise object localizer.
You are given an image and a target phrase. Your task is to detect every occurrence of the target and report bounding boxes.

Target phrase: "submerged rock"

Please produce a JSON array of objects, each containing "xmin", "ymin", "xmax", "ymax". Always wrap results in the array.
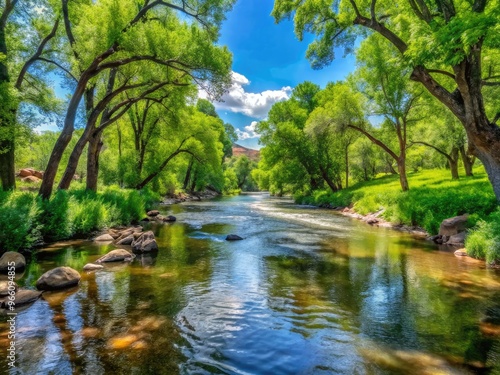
[
  {"xmin": 0, "ymin": 251, "xmax": 26, "ymax": 272},
  {"xmin": 226, "ymin": 234, "xmax": 243, "ymax": 241},
  {"xmin": 132, "ymin": 231, "xmax": 158, "ymax": 252},
  {"xmin": 36, "ymin": 267, "xmax": 81, "ymax": 291},
  {"xmin": 454, "ymin": 249, "xmax": 468, "ymax": 257},
  {"xmin": 83, "ymin": 263, "xmax": 104, "ymax": 271},
  {"xmin": 96, "ymin": 249, "xmax": 135, "ymax": 263}
]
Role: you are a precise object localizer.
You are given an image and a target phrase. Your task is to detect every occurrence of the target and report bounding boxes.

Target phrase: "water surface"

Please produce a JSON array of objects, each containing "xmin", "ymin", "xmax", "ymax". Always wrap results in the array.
[{"xmin": 1, "ymin": 194, "xmax": 500, "ymax": 374}]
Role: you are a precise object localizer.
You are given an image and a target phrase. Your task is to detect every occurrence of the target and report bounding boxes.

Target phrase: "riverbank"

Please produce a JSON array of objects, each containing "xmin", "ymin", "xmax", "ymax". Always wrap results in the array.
[
  {"xmin": 296, "ymin": 167, "xmax": 500, "ymax": 265},
  {"xmin": 0, "ymin": 186, "xmax": 160, "ymax": 253}
]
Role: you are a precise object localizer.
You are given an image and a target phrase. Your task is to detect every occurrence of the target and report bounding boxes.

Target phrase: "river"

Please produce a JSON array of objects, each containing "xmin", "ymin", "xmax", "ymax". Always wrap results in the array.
[{"xmin": 1, "ymin": 193, "xmax": 500, "ymax": 374}]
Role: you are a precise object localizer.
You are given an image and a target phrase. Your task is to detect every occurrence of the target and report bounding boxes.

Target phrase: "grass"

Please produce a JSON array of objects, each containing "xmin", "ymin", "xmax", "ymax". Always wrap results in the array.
[
  {"xmin": 0, "ymin": 185, "xmax": 161, "ymax": 252},
  {"xmin": 297, "ymin": 167, "xmax": 497, "ymax": 234}
]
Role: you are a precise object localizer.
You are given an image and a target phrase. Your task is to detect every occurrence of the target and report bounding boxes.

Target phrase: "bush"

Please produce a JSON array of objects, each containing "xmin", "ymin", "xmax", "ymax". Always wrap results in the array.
[
  {"xmin": 0, "ymin": 192, "xmax": 41, "ymax": 251},
  {"xmin": 465, "ymin": 210, "xmax": 500, "ymax": 265},
  {"xmin": 38, "ymin": 190, "xmax": 72, "ymax": 242}
]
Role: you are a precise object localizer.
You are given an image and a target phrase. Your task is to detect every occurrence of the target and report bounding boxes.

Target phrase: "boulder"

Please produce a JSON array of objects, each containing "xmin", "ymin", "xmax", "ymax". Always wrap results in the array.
[
  {"xmin": 0, "ymin": 280, "xmax": 16, "ymax": 297},
  {"xmin": 147, "ymin": 210, "xmax": 160, "ymax": 217},
  {"xmin": 446, "ymin": 231, "xmax": 467, "ymax": 246},
  {"xmin": 18, "ymin": 168, "xmax": 35, "ymax": 177},
  {"xmin": 36, "ymin": 267, "xmax": 81, "ymax": 291},
  {"xmin": 108, "ymin": 229, "xmax": 121, "ymax": 239},
  {"xmin": 95, "ymin": 249, "xmax": 135, "ymax": 263},
  {"xmin": 163, "ymin": 215, "xmax": 176, "ymax": 222},
  {"xmin": 33, "ymin": 170, "xmax": 44, "ymax": 179},
  {"xmin": 83, "ymin": 263, "xmax": 104, "ymax": 271},
  {"xmin": 94, "ymin": 233, "xmax": 114, "ymax": 242},
  {"xmin": 366, "ymin": 218, "xmax": 379, "ymax": 225},
  {"xmin": 0, "ymin": 252, "xmax": 26, "ymax": 272},
  {"xmin": 21, "ymin": 175, "xmax": 42, "ymax": 183},
  {"xmin": 439, "ymin": 214, "xmax": 468, "ymax": 236},
  {"xmin": 131, "ymin": 231, "xmax": 158, "ymax": 253},
  {"xmin": 116, "ymin": 235, "xmax": 134, "ymax": 246},
  {"xmin": 141, "ymin": 217, "xmax": 150, "ymax": 222},
  {"xmin": 1, "ymin": 289, "xmax": 42, "ymax": 308},
  {"xmin": 226, "ymin": 234, "xmax": 243, "ymax": 241}
]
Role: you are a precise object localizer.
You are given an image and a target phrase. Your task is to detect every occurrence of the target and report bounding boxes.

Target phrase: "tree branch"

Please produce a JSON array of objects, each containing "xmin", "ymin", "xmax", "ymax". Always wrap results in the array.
[
  {"xmin": 427, "ymin": 69, "xmax": 455, "ymax": 80},
  {"xmin": 348, "ymin": 124, "xmax": 399, "ymax": 160},
  {"xmin": 410, "ymin": 140, "xmax": 452, "ymax": 162}
]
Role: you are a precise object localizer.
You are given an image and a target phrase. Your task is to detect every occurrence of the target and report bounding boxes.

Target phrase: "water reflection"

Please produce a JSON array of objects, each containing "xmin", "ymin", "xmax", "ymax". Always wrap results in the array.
[{"xmin": 0, "ymin": 194, "xmax": 499, "ymax": 374}]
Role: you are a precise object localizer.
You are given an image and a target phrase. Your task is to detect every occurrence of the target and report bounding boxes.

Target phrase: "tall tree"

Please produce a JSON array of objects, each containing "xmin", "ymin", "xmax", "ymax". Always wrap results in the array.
[
  {"xmin": 273, "ymin": 0, "xmax": 500, "ymax": 201},
  {"xmin": 1, "ymin": 1, "xmax": 61, "ymax": 190},
  {"xmin": 38, "ymin": 0, "xmax": 233, "ymax": 199}
]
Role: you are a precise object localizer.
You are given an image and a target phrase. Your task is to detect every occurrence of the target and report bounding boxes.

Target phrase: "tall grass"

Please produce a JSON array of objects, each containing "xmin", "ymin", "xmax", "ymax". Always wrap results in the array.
[{"xmin": 0, "ymin": 186, "xmax": 160, "ymax": 252}]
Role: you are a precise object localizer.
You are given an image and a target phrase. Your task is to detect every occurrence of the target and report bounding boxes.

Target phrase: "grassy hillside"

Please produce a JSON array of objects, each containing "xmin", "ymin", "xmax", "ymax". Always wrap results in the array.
[{"xmin": 297, "ymin": 167, "xmax": 496, "ymax": 235}]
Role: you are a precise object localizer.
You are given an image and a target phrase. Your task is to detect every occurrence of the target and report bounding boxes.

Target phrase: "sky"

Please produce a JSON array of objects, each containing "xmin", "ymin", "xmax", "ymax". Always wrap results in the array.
[{"xmin": 208, "ymin": 0, "xmax": 357, "ymax": 149}]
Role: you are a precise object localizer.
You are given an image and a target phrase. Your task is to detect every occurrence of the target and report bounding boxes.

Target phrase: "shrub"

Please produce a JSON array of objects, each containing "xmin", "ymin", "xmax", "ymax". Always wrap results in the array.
[
  {"xmin": 38, "ymin": 190, "xmax": 72, "ymax": 242},
  {"xmin": 0, "ymin": 192, "xmax": 41, "ymax": 251},
  {"xmin": 465, "ymin": 210, "xmax": 500, "ymax": 265}
]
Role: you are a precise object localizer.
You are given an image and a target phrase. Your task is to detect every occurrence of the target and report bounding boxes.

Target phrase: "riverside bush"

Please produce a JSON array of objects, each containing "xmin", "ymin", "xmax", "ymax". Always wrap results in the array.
[
  {"xmin": 0, "ymin": 192, "xmax": 41, "ymax": 251},
  {"xmin": 465, "ymin": 209, "xmax": 500, "ymax": 265},
  {"xmin": 0, "ymin": 187, "xmax": 157, "ymax": 251}
]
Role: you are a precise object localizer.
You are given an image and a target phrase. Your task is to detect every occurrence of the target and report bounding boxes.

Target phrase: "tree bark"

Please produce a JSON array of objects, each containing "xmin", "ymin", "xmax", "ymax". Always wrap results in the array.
[
  {"xmin": 319, "ymin": 166, "xmax": 340, "ymax": 193},
  {"xmin": 397, "ymin": 157, "xmax": 409, "ymax": 192},
  {"xmin": 459, "ymin": 145, "xmax": 474, "ymax": 176},
  {"xmin": 86, "ymin": 133, "xmax": 103, "ymax": 191},
  {"xmin": 345, "ymin": 145, "xmax": 349, "ymax": 189},
  {"xmin": 183, "ymin": 157, "xmax": 194, "ymax": 190},
  {"xmin": 449, "ymin": 147, "xmax": 459, "ymax": 180}
]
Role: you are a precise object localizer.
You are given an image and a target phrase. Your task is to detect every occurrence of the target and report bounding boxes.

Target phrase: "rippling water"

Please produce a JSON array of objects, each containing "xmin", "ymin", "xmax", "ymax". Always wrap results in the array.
[{"xmin": 1, "ymin": 194, "xmax": 500, "ymax": 374}]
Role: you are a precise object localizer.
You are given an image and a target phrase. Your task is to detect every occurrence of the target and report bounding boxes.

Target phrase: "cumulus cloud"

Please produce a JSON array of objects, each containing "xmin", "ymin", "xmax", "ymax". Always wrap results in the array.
[
  {"xmin": 236, "ymin": 121, "xmax": 261, "ymax": 140},
  {"xmin": 199, "ymin": 71, "xmax": 292, "ymax": 119}
]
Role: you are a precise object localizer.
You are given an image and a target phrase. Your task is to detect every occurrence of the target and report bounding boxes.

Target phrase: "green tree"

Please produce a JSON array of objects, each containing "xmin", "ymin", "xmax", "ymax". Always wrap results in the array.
[
  {"xmin": 38, "ymin": 0, "xmax": 234, "ymax": 199},
  {"xmin": 273, "ymin": 0, "xmax": 500, "ymax": 201}
]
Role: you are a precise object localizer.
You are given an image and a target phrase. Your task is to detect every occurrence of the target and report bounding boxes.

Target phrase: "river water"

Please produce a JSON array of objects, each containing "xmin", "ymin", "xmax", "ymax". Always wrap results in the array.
[{"xmin": 1, "ymin": 193, "xmax": 500, "ymax": 374}]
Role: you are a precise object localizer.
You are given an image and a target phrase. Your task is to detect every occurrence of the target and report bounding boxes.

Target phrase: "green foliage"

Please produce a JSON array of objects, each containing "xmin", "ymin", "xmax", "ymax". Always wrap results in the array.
[
  {"xmin": 299, "ymin": 168, "xmax": 497, "ymax": 235},
  {"xmin": 0, "ymin": 192, "xmax": 41, "ymax": 252},
  {"xmin": 465, "ymin": 209, "xmax": 500, "ymax": 265},
  {"xmin": 0, "ymin": 187, "xmax": 157, "ymax": 251}
]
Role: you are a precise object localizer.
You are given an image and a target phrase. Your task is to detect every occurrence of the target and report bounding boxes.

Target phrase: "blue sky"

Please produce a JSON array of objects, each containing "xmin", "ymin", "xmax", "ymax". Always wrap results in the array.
[{"xmin": 209, "ymin": 0, "xmax": 357, "ymax": 149}]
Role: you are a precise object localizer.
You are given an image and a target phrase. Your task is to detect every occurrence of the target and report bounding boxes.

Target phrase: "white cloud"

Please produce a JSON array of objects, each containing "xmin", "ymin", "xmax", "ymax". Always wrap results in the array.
[
  {"xmin": 236, "ymin": 121, "xmax": 261, "ymax": 140},
  {"xmin": 199, "ymin": 71, "xmax": 292, "ymax": 119}
]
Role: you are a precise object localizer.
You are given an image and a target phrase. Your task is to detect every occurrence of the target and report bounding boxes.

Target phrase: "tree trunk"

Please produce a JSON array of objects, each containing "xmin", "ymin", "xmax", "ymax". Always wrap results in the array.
[
  {"xmin": 345, "ymin": 145, "xmax": 349, "ymax": 189},
  {"xmin": 459, "ymin": 145, "xmax": 474, "ymax": 177},
  {"xmin": 39, "ymin": 77, "xmax": 89, "ymax": 199},
  {"xmin": 183, "ymin": 157, "xmax": 194, "ymax": 190},
  {"xmin": 0, "ymin": 134, "xmax": 15, "ymax": 191},
  {"xmin": 449, "ymin": 147, "xmax": 459, "ymax": 180},
  {"xmin": 397, "ymin": 154, "xmax": 409, "ymax": 191},
  {"xmin": 86, "ymin": 133, "xmax": 103, "ymax": 191},
  {"xmin": 319, "ymin": 166, "xmax": 339, "ymax": 192}
]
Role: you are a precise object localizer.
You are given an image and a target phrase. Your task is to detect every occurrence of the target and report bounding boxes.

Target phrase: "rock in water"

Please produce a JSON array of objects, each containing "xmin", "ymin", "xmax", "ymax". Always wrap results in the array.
[
  {"xmin": 117, "ymin": 235, "xmax": 135, "ymax": 245},
  {"xmin": 94, "ymin": 233, "xmax": 114, "ymax": 242},
  {"xmin": 83, "ymin": 263, "xmax": 104, "ymax": 271},
  {"xmin": 1, "ymin": 289, "xmax": 42, "ymax": 308},
  {"xmin": 163, "ymin": 215, "xmax": 176, "ymax": 222},
  {"xmin": 454, "ymin": 249, "xmax": 468, "ymax": 257},
  {"xmin": 131, "ymin": 231, "xmax": 158, "ymax": 252},
  {"xmin": 0, "ymin": 252, "xmax": 26, "ymax": 272},
  {"xmin": 147, "ymin": 210, "xmax": 160, "ymax": 217},
  {"xmin": 95, "ymin": 249, "xmax": 135, "ymax": 263},
  {"xmin": 226, "ymin": 234, "xmax": 243, "ymax": 241},
  {"xmin": 36, "ymin": 267, "xmax": 81, "ymax": 291}
]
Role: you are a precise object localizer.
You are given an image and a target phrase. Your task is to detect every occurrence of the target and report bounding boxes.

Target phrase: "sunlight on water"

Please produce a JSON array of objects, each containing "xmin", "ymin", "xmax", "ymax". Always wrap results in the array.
[{"xmin": 1, "ymin": 194, "xmax": 499, "ymax": 374}]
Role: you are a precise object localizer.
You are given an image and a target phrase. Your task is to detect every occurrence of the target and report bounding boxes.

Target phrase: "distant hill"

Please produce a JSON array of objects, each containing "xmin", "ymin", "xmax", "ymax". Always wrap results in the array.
[{"xmin": 232, "ymin": 143, "xmax": 260, "ymax": 161}]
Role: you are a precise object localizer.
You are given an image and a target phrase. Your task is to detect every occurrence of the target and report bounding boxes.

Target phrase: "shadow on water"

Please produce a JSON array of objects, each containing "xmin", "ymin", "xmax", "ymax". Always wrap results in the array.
[{"xmin": 0, "ymin": 193, "xmax": 499, "ymax": 374}]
